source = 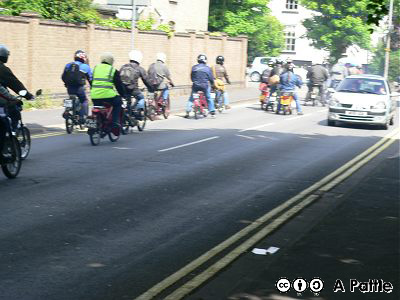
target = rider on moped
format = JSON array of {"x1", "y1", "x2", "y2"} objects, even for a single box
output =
[
  {"x1": 148, "y1": 52, "x2": 175, "y2": 103},
  {"x1": 212, "y1": 55, "x2": 231, "y2": 109},
  {"x1": 0, "y1": 44, "x2": 34, "y2": 130},
  {"x1": 62, "y1": 50, "x2": 93, "y2": 123},
  {"x1": 184, "y1": 54, "x2": 216, "y2": 118},
  {"x1": 306, "y1": 59, "x2": 329, "y2": 104},
  {"x1": 119, "y1": 50, "x2": 154, "y2": 119},
  {"x1": 90, "y1": 52, "x2": 126, "y2": 127},
  {"x1": 277, "y1": 63, "x2": 303, "y2": 115}
]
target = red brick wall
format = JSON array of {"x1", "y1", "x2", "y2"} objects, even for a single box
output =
[{"x1": 0, "y1": 14, "x2": 247, "y2": 98}]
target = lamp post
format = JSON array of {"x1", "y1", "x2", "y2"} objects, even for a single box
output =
[
  {"x1": 384, "y1": 0, "x2": 394, "y2": 79},
  {"x1": 131, "y1": 0, "x2": 136, "y2": 50}
]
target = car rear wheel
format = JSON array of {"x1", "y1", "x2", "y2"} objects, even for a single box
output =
[{"x1": 250, "y1": 72, "x2": 261, "y2": 82}]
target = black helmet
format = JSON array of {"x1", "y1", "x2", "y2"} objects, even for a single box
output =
[
  {"x1": 216, "y1": 55, "x2": 224, "y2": 64},
  {"x1": 197, "y1": 54, "x2": 207, "y2": 64},
  {"x1": 0, "y1": 45, "x2": 10, "y2": 63},
  {"x1": 275, "y1": 59, "x2": 283, "y2": 65},
  {"x1": 74, "y1": 50, "x2": 87, "y2": 63},
  {"x1": 285, "y1": 63, "x2": 294, "y2": 71}
]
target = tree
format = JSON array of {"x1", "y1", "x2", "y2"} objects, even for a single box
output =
[
  {"x1": 0, "y1": 0, "x2": 96, "y2": 23},
  {"x1": 369, "y1": 42, "x2": 399, "y2": 82},
  {"x1": 208, "y1": 0, "x2": 285, "y2": 59},
  {"x1": 369, "y1": 0, "x2": 400, "y2": 82},
  {"x1": 299, "y1": 0, "x2": 373, "y2": 62}
]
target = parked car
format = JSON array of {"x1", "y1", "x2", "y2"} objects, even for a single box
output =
[
  {"x1": 327, "y1": 74, "x2": 397, "y2": 129},
  {"x1": 248, "y1": 57, "x2": 275, "y2": 82}
]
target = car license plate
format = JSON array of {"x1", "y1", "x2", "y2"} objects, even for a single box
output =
[
  {"x1": 86, "y1": 119, "x2": 97, "y2": 128},
  {"x1": 345, "y1": 110, "x2": 367, "y2": 116},
  {"x1": 64, "y1": 99, "x2": 73, "y2": 108}
]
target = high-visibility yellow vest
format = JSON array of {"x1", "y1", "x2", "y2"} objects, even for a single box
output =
[{"x1": 91, "y1": 63, "x2": 117, "y2": 99}]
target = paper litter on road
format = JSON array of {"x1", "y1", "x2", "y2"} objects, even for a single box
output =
[{"x1": 252, "y1": 247, "x2": 280, "y2": 255}]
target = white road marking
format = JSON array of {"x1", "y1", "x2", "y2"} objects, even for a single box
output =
[
  {"x1": 236, "y1": 134, "x2": 255, "y2": 140},
  {"x1": 158, "y1": 136, "x2": 220, "y2": 152},
  {"x1": 239, "y1": 123, "x2": 274, "y2": 133},
  {"x1": 286, "y1": 115, "x2": 305, "y2": 121},
  {"x1": 113, "y1": 147, "x2": 134, "y2": 150}
]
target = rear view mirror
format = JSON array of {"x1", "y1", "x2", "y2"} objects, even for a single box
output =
[{"x1": 35, "y1": 89, "x2": 42, "y2": 97}]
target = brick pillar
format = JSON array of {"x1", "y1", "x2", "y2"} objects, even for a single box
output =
[
  {"x1": 86, "y1": 23, "x2": 95, "y2": 60},
  {"x1": 20, "y1": 11, "x2": 41, "y2": 91},
  {"x1": 188, "y1": 30, "x2": 196, "y2": 73},
  {"x1": 238, "y1": 35, "x2": 248, "y2": 87},
  {"x1": 221, "y1": 33, "x2": 227, "y2": 55},
  {"x1": 203, "y1": 32, "x2": 209, "y2": 58}
]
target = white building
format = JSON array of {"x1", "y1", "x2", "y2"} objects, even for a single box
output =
[
  {"x1": 93, "y1": 0, "x2": 210, "y2": 33},
  {"x1": 268, "y1": 0, "x2": 372, "y2": 67}
]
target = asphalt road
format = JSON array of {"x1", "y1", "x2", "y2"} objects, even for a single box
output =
[{"x1": 0, "y1": 100, "x2": 398, "y2": 300}]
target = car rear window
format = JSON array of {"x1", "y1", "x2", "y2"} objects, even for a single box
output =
[{"x1": 337, "y1": 78, "x2": 387, "y2": 95}]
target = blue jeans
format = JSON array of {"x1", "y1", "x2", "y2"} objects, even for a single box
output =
[
  {"x1": 277, "y1": 91, "x2": 302, "y2": 113},
  {"x1": 67, "y1": 85, "x2": 88, "y2": 119},
  {"x1": 215, "y1": 90, "x2": 229, "y2": 106},
  {"x1": 128, "y1": 90, "x2": 145, "y2": 110},
  {"x1": 186, "y1": 86, "x2": 215, "y2": 113},
  {"x1": 160, "y1": 87, "x2": 169, "y2": 101}
]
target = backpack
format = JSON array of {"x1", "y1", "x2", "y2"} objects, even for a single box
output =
[
  {"x1": 62, "y1": 62, "x2": 86, "y2": 86},
  {"x1": 148, "y1": 63, "x2": 164, "y2": 89},
  {"x1": 120, "y1": 63, "x2": 141, "y2": 89}
]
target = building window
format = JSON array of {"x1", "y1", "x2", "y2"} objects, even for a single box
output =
[
  {"x1": 284, "y1": 27, "x2": 296, "y2": 52},
  {"x1": 286, "y1": 0, "x2": 298, "y2": 10}
]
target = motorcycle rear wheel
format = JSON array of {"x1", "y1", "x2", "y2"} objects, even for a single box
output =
[
  {"x1": 147, "y1": 105, "x2": 157, "y2": 121},
  {"x1": 65, "y1": 115, "x2": 74, "y2": 134},
  {"x1": 1, "y1": 136, "x2": 21, "y2": 179},
  {"x1": 121, "y1": 113, "x2": 131, "y2": 135},
  {"x1": 162, "y1": 100, "x2": 170, "y2": 119},
  {"x1": 16, "y1": 126, "x2": 31, "y2": 160},
  {"x1": 136, "y1": 107, "x2": 147, "y2": 132}
]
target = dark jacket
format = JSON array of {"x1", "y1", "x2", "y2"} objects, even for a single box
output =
[
  {"x1": 270, "y1": 65, "x2": 284, "y2": 77},
  {"x1": 120, "y1": 61, "x2": 153, "y2": 92},
  {"x1": 191, "y1": 63, "x2": 214, "y2": 90},
  {"x1": 0, "y1": 62, "x2": 33, "y2": 100},
  {"x1": 307, "y1": 64, "x2": 329, "y2": 85}
]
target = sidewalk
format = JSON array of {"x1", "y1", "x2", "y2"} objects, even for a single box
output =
[{"x1": 189, "y1": 142, "x2": 399, "y2": 300}]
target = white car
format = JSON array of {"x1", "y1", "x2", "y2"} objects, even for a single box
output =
[
  {"x1": 248, "y1": 57, "x2": 275, "y2": 82},
  {"x1": 327, "y1": 75, "x2": 397, "y2": 129}
]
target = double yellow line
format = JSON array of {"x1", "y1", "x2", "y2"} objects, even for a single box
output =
[{"x1": 135, "y1": 127, "x2": 400, "y2": 300}]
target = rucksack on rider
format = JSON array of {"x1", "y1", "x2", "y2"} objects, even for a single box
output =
[
  {"x1": 147, "y1": 53, "x2": 175, "y2": 102},
  {"x1": 61, "y1": 50, "x2": 92, "y2": 122},
  {"x1": 119, "y1": 50, "x2": 154, "y2": 117}
]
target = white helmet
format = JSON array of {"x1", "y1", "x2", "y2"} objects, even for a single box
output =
[
  {"x1": 156, "y1": 52, "x2": 167, "y2": 63},
  {"x1": 129, "y1": 50, "x2": 143, "y2": 64},
  {"x1": 100, "y1": 52, "x2": 114, "y2": 65}
]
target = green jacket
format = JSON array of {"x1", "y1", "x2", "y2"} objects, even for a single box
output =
[{"x1": 91, "y1": 63, "x2": 117, "y2": 99}]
